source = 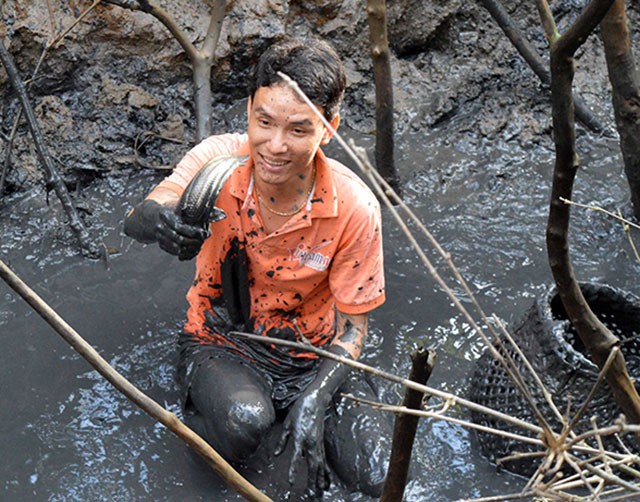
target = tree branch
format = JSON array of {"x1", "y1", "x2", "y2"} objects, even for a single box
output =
[
  {"x1": 0, "y1": 37, "x2": 102, "y2": 258},
  {"x1": 543, "y1": 0, "x2": 640, "y2": 433},
  {"x1": 479, "y1": 0, "x2": 608, "y2": 133}
]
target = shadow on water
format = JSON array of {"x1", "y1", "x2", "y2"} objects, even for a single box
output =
[{"x1": 2, "y1": 113, "x2": 640, "y2": 500}]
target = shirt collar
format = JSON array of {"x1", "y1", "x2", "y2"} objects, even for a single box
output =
[{"x1": 228, "y1": 145, "x2": 338, "y2": 218}]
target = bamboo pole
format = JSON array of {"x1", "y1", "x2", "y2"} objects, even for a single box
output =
[{"x1": 0, "y1": 258, "x2": 270, "y2": 502}]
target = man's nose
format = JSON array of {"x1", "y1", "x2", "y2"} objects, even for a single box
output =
[{"x1": 268, "y1": 129, "x2": 288, "y2": 152}]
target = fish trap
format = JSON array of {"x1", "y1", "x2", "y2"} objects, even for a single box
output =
[{"x1": 469, "y1": 282, "x2": 640, "y2": 476}]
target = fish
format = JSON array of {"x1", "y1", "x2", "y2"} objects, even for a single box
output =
[{"x1": 177, "y1": 154, "x2": 249, "y2": 229}]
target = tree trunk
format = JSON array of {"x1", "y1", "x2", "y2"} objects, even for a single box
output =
[
  {"x1": 600, "y1": 0, "x2": 640, "y2": 219},
  {"x1": 543, "y1": 0, "x2": 640, "y2": 429},
  {"x1": 366, "y1": 0, "x2": 400, "y2": 195},
  {"x1": 103, "y1": 0, "x2": 226, "y2": 141}
]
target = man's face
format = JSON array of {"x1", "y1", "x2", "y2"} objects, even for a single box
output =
[{"x1": 247, "y1": 83, "x2": 337, "y2": 189}]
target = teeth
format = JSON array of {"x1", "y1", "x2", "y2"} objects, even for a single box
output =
[{"x1": 264, "y1": 157, "x2": 287, "y2": 167}]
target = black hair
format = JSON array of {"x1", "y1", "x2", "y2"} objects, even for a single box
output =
[{"x1": 248, "y1": 36, "x2": 346, "y2": 120}]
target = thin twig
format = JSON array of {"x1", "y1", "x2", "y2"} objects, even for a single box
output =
[
  {"x1": 277, "y1": 70, "x2": 557, "y2": 441},
  {"x1": 618, "y1": 208, "x2": 640, "y2": 262},
  {"x1": 563, "y1": 347, "x2": 620, "y2": 437},
  {"x1": 561, "y1": 197, "x2": 640, "y2": 231},
  {"x1": 228, "y1": 330, "x2": 543, "y2": 435},
  {"x1": 49, "y1": 0, "x2": 103, "y2": 49},
  {"x1": 133, "y1": 131, "x2": 184, "y2": 170}
]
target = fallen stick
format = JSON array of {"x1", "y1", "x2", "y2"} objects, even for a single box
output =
[
  {"x1": 0, "y1": 258, "x2": 270, "y2": 502},
  {"x1": 228, "y1": 330, "x2": 543, "y2": 436},
  {"x1": 381, "y1": 346, "x2": 436, "y2": 502}
]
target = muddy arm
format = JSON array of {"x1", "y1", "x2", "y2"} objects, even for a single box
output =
[{"x1": 276, "y1": 311, "x2": 368, "y2": 497}]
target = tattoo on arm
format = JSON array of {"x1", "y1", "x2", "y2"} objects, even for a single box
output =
[{"x1": 332, "y1": 311, "x2": 368, "y2": 360}]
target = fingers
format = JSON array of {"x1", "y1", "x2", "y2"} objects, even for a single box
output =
[
  {"x1": 156, "y1": 209, "x2": 209, "y2": 259},
  {"x1": 160, "y1": 210, "x2": 208, "y2": 239},
  {"x1": 274, "y1": 421, "x2": 290, "y2": 457},
  {"x1": 306, "y1": 440, "x2": 329, "y2": 497},
  {"x1": 288, "y1": 438, "x2": 303, "y2": 487}
]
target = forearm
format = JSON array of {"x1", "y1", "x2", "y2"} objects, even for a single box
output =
[
  {"x1": 306, "y1": 311, "x2": 369, "y2": 405},
  {"x1": 330, "y1": 311, "x2": 368, "y2": 360}
]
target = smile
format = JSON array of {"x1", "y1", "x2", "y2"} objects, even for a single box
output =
[{"x1": 261, "y1": 155, "x2": 289, "y2": 170}]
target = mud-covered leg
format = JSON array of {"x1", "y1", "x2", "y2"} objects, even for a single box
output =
[
  {"x1": 325, "y1": 373, "x2": 393, "y2": 497},
  {"x1": 184, "y1": 356, "x2": 276, "y2": 464}
]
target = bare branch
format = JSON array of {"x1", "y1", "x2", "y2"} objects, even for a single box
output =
[
  {"x1": 0, "y1": 259, "x2": 271, "y2": 502},
  {"x1": 50, "y1": 0, "x2": 103, "y2": 49},
  {"x1": 102, "y1": 0, "x2": 199, "y2": 61},
  {"x1": 535, "y1": 0, "x2": 559, "y2": 45},
  {"x1": 201, "y1": 0, "x2": 226, "y2": 60},
  {"x1": 0, "y1": 38, "x2": 102, "y2": 258}
]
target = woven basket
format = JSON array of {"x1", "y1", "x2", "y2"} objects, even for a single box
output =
[{"x1": 469, "y1": 282, "x2": 640, "y2": 475}]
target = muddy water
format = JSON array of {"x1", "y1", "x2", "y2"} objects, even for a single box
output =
[{"x1": 1, "y1": 112, "x2": 638, "y2": 501}]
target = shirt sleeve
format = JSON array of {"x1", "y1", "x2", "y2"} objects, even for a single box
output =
[
  {"x1": 329, "y1": 196, "x2": 385, "y2": 315},
  {"x1": 152, "y1": 133, "x2": 248, "y2": 198}
]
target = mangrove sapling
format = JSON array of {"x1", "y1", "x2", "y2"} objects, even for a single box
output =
[
  {"x1": 0, "y1": 39, "x2": 102, "y2": 258},
  {"x1": 477, "y1": 0, "x2": 609, "y2": 134},
  {"x1": 380, "y1": 347, "x2": 435, "y2": 502},
  {"x1": 102, "y1": 0, "x2": 226, "y2": 142},
  {"x1": 600, "y1": 0, "x2": 640, "y2": 221},
  {"x1": 538, "y1": 0, "x2": 640, "y2": 435},
  {"x1": 366, "y1": 0, "x2": 400, "y2": 195}
]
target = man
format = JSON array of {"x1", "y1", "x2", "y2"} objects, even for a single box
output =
[{"x1": 124, "y1": 36, "x2": 390, "y2": 497}]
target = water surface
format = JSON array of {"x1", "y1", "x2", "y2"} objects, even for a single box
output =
[{"x1": 2, "y1": 114, "x2": 637, "y2": 500}]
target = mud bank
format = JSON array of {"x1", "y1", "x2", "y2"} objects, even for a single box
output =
[{"x1": 2, "y1": 1, "x2": 637, "y2": 195}]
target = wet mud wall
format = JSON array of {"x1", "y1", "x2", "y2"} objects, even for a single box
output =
[{"x1": 1, "y1": 0, "x2": 638, "y2": 193}]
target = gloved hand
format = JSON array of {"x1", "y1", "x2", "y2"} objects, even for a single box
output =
[
  {"x1": 156, "y1": 207, "x2": 209, "y2": 261},
  {"x1": 124, "y1": 199, "x2": 209, "y2": 260},
  {"x1": 275, "y1": 347, "x2": 351, "y2": 498}
]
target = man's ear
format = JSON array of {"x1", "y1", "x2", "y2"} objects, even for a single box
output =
[{"x1": 321, "y1": 114, "x2": 340, "y2": 145}]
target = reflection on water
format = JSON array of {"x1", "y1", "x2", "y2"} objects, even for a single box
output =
[{"x1": 2, "y1": 118, "x2": 640, "y2": 500}]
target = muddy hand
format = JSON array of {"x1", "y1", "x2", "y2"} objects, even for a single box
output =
[
  {"x1": 275, "y1": 390, "x2": 330, "y2": 498},
  {"x1": 157, "y1": 208, "x2": 209, "y2": 261}
]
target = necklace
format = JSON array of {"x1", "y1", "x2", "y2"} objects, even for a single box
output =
[{"x1": 257, "y1": 167, "x2": 316, "y2": 217}]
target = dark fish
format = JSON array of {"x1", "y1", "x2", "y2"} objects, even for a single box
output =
[{"x1": 177, "y1": 155, "x2": 249, "y2": 228}]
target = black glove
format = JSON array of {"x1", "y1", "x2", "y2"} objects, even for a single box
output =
[
  {"x1": 124, "y1": 199, "x2": 209, "y2": 260},
  {"x1": 275, "y1": 347, "x2": 351, "y2": 498},
  {"x1": 156, "y1": 207, "x2": 209, "y2": 261}
]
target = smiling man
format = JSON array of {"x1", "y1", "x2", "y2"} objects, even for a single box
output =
[{"x1": 124, "y1": 36, "x2": 391, "y2": 498}]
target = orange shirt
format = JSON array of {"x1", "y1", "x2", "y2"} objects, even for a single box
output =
[{"x1": 154, "y1": 134, "x2": 385, "y2": 357}]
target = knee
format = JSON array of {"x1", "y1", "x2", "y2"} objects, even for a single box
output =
[
  {"x1": 326, "y1": 406, "x2": 392, "y2": 497},
  {"x1": 204, "y1": 394, "x2": 275, "y2": 463},
  {"x1": 225, "y1": 397, "x2": 275, "y2": 452}
]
